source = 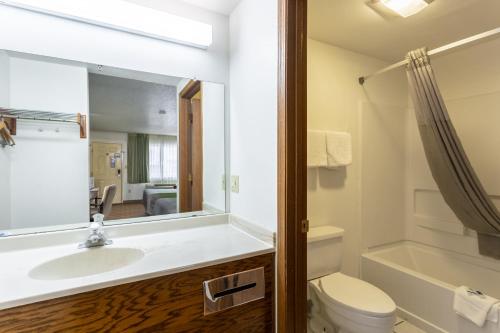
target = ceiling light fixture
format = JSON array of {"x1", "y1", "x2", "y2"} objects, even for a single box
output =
[
  {"x1": 379, "y1": 0, "x2": 430, "y2": 17},
  {"x1": 0, "y1": 0, "x2": 213, "y2": 49}
]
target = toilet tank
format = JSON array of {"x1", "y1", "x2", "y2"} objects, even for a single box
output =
[{"x1": 307, "y1": 226, "x2": 344, "y2": 280}]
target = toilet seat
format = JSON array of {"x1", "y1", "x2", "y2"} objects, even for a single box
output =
[
  {"x1": 317, "y1": 272, "x2": 396, "y2": 318},
  {"x1": 309, "y1": 273, "x2": 396, "y2": 333}
]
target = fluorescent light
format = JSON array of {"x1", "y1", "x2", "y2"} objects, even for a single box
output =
[
  {"x1": 0, "y1": 0, "x2": 213, "y2": 48},
  {"x1": 380, "y1": 0, "x2": 429, "y2": 17}
]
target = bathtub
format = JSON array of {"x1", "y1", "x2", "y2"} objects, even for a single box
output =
[{"x1": 361, "y1": 241, "x2": 500, "y2": 333}]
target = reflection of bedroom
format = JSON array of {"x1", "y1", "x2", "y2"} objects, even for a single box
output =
[
  {"x1": 89, "y1": 72, "x2": 180, "y2": 221},
  {"x1": 0, "y1": 50, "x2": 227, "y2": 234},
  {"x1": 0, "y1": 52, "x2": 225, "y2": 232}
]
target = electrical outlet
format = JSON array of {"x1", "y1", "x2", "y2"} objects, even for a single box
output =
[{"x1": 231, "y1": 175, "x2": 239, "y2": 193}]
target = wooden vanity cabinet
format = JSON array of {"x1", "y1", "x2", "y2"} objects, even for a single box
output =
[{"x1": 0, "y1": 253, "x2": 274, "y2": 333}]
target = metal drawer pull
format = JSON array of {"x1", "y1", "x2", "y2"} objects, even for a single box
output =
[
  {"x1": 212, "y1": 282, "x2": 257, "y2": 299},
  {"x1": 203, "y1": 267, "x2": 265, "y2": 315}
]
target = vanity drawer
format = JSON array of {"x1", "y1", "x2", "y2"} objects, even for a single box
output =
[{"x1": 0, "y1": 253, "x2": 274, "y2": 333}]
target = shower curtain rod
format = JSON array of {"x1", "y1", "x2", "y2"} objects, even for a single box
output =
[{"x1": 358, "y1": 27, "x2": 500, "y2": 85}]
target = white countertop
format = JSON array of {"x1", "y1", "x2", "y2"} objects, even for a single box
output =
[{"x1": 0, "y1": 214, "x2": 274, "y2": 310}]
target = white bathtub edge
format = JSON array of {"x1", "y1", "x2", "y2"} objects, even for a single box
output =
[
  {"x1": 362, "y1": 248, "x2": 457, "y2": 292},
  {"x1": 397, "y1": 306, "x2": 449, "y2": 333},
  {"x1": 361, "y1": 241, "x2": 500, "y2": 333}
]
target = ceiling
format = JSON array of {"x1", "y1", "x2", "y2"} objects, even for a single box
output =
[
  {"x1": 89, "y1": 74, "x2": 178, "y2": 136},
  {"x1": 178, "y1": 0, "x2": 241, "y2": 15},
  {"x1": 309, "y1": 0, "x2": 500, "y2": 61}
]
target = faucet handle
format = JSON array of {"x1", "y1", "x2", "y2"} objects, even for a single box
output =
[
  {"x1": 79, "y1": 214, "x2": 112, "y2": 249},
  {"x1": 89, "y1": 222, "x2": 102, "y2": 234},
  {"x1": 92, "y1": 213, "x2": 105, "y2": 223},
  {"x1": 89, "y1": 214, "x2": 105, "y2": 234}
]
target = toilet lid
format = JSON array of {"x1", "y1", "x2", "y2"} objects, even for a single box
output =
[{"x1": 318, "y1": 273, "x2": 396, "y2": 317}]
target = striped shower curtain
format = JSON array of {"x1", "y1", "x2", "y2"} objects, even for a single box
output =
[{"x1": 406, "y1": 48, "x2": 500, "y2": 258}]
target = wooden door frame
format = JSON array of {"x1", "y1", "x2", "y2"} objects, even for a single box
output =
[
  {"x1": 277, "y1": 0, "x2": 308, "y2": 332},
  {"x1": 189, "y1": 97, "x2": 203, "y2": 211},
  {"x1": 179, "y1": 80, "x2": 203, "y2": 212}
]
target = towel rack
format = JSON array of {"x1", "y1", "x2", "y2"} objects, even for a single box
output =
[{"x1": 0, "y1": 107, "x2": 87, "y2": 139}]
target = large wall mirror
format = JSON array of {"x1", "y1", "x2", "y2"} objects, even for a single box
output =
[{"x1": 0, "y1": 50, "x2": 226, "y2": 236}]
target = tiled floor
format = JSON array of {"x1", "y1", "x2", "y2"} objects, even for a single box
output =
[
  {"x1": 106, "y1": 202, "x2": 146, "y2": 220},
  {"x1": 394, "y1": 318, "x2": 427, "y2": 333}
]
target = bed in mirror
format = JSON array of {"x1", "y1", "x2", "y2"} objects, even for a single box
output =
[{"x1": 0, "y1": 50, "x2": 226, "y2": 236}]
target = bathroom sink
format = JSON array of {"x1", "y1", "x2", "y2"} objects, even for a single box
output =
[{"x1": 29, "y1": 247, "x2": 145, "y2": 280}]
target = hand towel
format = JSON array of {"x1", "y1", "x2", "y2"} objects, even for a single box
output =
[
  {"x1": 486, "y1": 303, "x2": 500, "y2": 324},
  {"x1": 307, "y1": 130, "x2": 327, "y2": 168},
  {"x1": 454, "y1": 286, "x2": 500, "y2": 327},
  {"x1": 326, "y1": 131, "x2": 352, "y2": 168}
]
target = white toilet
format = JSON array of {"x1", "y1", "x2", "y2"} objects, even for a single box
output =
[{"x1": 308, "y1": 226, "x2": 396, "y2": 333}]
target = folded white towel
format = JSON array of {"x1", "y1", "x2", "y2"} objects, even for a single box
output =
[
  {"x1": 454, "y1": 286, "x2": 500, "y2": 327},
  {"x1": 326, "y1": 131, "x2": 352, "y2": 168},
  {"x1": 487, "y1": 303, "x2": 500, "y2": 324},
  {"x1": 307, "y1": 130, "x2": 327, "y2": 168}
]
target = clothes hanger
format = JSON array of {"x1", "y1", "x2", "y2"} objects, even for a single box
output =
[
  {"x1": 0, "y1": 118, "x2": 15, "y2": 147},
  {"x1": 0, "y1": 119, "x2": 9, "y2": 146}
]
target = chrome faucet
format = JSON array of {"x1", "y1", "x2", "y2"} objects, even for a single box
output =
[{"x1": 79, "y1": 214, "x2": 113, "y2": 248}]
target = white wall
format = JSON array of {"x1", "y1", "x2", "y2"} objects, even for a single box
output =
[
  {"x1": 0, "y1": 145, "x2": 9, "y2": 231},
  {"x1": 0, "y1": 51, "x2": 10, "y2": 231},
  {"x1": 8, "y1": 56, "x2": 89, "y2": 229},
  {"x1": 405, "y1": 38, "x2": 500, "y2": 259},
  {"x1": 0, "y1": 51, "x2": 8, "y2": 104},
  {"x1": 307, "y1": 39, "x2": 408, "y2": 277},
  {"x1": 229, "y1": 0, "x2": 278, "y2": 231},
  {"x1": 202, "y1": 82, "x2": 226, "y2": 212},
  {"x1": 0, "y1": 0, "x2": 229, "y2": 85}
]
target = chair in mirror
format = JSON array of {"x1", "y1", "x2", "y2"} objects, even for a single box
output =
[{"x1": 0, "y1": 50, "x2": 226, "y2": 236}]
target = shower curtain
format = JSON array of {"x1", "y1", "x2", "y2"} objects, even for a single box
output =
[{"x1": 406, "y1": 48, "x2": 500, "y2": 258}]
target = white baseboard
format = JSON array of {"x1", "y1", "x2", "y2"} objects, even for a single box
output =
[
  {"x1": 229, "y1": 214, "x2": 276, "y2": 246},
  {"x1": 202, "y1": 202, "x2": 224, "y2": 213}
]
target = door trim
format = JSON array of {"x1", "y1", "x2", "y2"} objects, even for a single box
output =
[
  {"x1": 277, "y1": 0, "x2": 308, "y2": 332},
  {"x1": 178, "y1": 80, "x2": 202, "y2": 212}
]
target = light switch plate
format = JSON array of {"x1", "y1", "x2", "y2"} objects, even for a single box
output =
[{"x1": 231, "y1": 175, "x2": 239, "y2": 193}]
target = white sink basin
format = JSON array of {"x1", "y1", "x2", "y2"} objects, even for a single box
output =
[{"x1": 29, "y1": 247, "x2": 145, "y2": 280}]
